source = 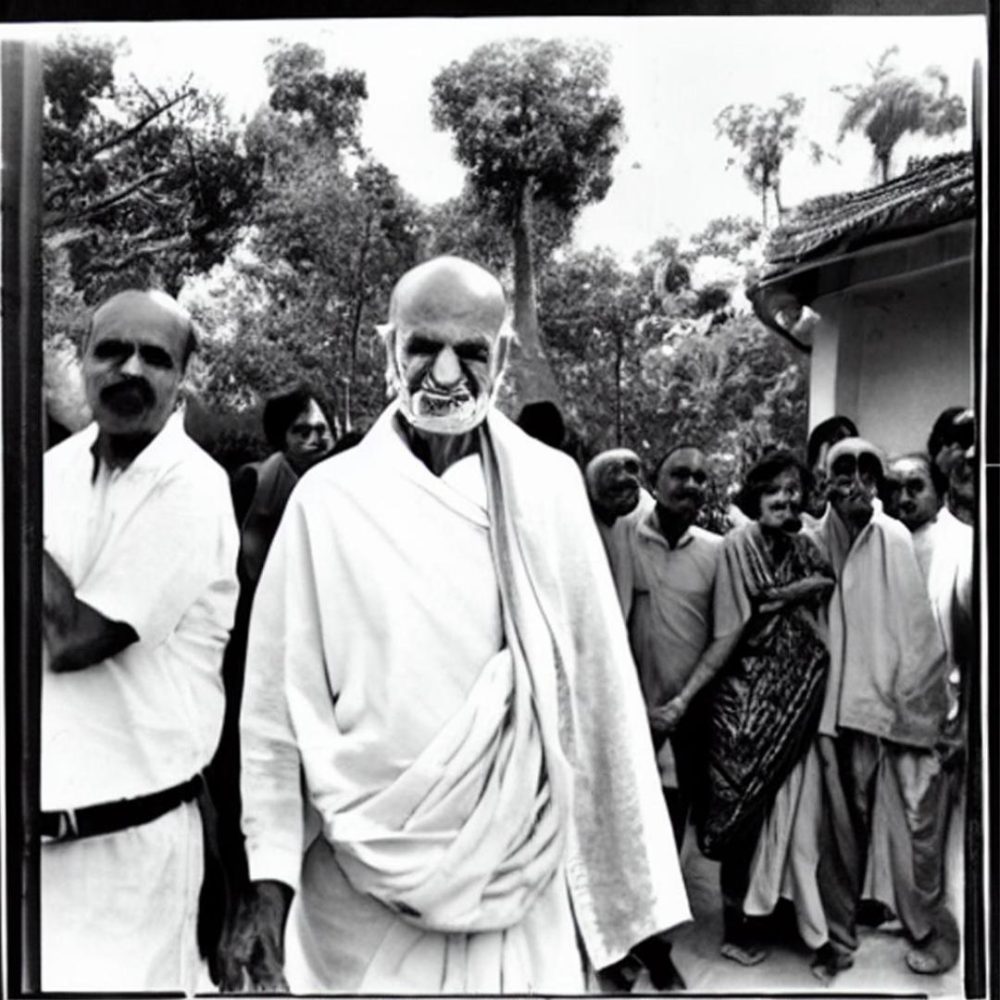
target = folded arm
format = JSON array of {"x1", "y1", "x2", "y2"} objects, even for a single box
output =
[{"x1": 42, "y1": 550, "x2": 137, "y2": 672}]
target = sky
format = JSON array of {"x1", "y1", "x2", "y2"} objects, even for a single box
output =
[{"x1": 10, "y1": 15, "x2": 987, "y2": 266}]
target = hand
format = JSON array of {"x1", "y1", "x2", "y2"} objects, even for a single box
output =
[
  {"x1": 218, "y1": 880, "x2": 293, "y2": 993},
  {"x1": 649, "y1": 696, "x2": 688, "y2": 738},
  {"x1": 763, "y1": 575, "x2": 834, "y2": 610}
]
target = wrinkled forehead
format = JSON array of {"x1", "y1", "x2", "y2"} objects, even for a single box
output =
[
  {"x1": 588, "y1": 449, "x2": 640, "y2": 489},
  {"x1": 392, "y1": 269, "x2": 507, "y2": 344},
  {"x1": 90, "y1": 291, "x2": 191, "y2": 352},
  {"x1": 889, "y1": 456, "x2": 932, "y2": 482},
  {"x1": 826, "y1": 437, "x2": 883, "y2": 475},
  {"x1": 663, "y1": 447, "x2": 705, "y2": 473}
]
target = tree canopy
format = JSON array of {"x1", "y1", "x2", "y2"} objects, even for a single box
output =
[
  {"x1": 714, "y1": 93, "x2": 823, "y2": 229},
  {"x1": 833, "y1": 47, "x2": 967, "y2": 184},
  {"x1": 42, "y1": 35, "x2": 264, "y2": 303},
  {"x1": 431, "y1": 38, "x2": 624, "y2": 405}
]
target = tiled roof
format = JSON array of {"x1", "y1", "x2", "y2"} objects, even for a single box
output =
[{"x1": 762, "y1": 151, "x2": 974, "y2": 270}]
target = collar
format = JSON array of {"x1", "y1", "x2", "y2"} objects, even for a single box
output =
[
  {"x1": 638, "y1": 507, "x2": 694, "y2": 550},
  {"x1": 87, "y1": 411, "x2": 188, "y2": 483}
]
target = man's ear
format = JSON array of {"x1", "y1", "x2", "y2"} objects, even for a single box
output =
[
  {"x1": 378, "y1": 323, "x2": 400, "y2": 394},
  {"x1": 491, "y1": 324, "x2": 513, "y2": 384}
]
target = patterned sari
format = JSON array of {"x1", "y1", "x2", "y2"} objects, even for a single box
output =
[{"x1": 696, "y1": 522, "x2": 833, "y2": 859}]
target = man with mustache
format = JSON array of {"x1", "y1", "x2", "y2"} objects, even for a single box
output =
[
  {"x1": 226, "y1": 256, "x2": 690, "y2": 993},
  {"x1": 804, "y1": 438, "x2": 955, "y2": 980},
  {"x1": 615, "y1": 445, "x2": 725, "y2": 852},
  {"x1": 40, "y1": 289, "x2": 239, "y2": 991}
]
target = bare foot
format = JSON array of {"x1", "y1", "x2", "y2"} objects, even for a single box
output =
[
  {"x1": 720, "y1": 941, "x2": 767, "y2": 966},
  {"x1": 810, "y1": 944, "x2": 854, "y2": 984},
  {"x1": 906, "y1": 939, "x2": 958, "y2": 975}
]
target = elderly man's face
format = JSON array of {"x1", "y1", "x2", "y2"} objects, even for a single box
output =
[
  {"x1": 886, "y1": 457, "x2": 939, "y2": 532},
  {"x1": 829, "y1": 452, "x2": 880, "y2": 526},
  {"x1": 83, "y1": 292, "x2": 189, "y2": 439},
  {"x1": 596, "y1": 455, "x2": 641, "y2": 519},
  {"x1": 392, "y1": 303, "x2": 503, "y2": 437},
  {"x1": 758, "y1": 467, "x2": 804, "y2": 533}
]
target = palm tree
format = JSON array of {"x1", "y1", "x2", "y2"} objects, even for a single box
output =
[{"x1": 833, "y1": 47, "x2": 967, "y2": 185}]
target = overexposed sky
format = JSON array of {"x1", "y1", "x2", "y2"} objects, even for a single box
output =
[{"x1": 10, "y1": 15, "x2": 987, "y2": 265}]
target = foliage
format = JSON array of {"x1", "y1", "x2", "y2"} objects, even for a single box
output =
[
  {"x1": 833, "y1": 47, "x2": 967, "y2": 184},
  {"x1": 687, "y1": 215, "x2": 762, "y2": 263},
  {"x1": 431, "y1": 38, "x2": 624, "y2": 405},
  {"x1": 42, "y1": 35, "x2": 265, "y2": 304},
  {"x1": 537, "y1": 247, "x2": 809, "y2": 525},
  {"x1": 714, "y1": 93, "x2": 823, "y2": 228},
  {"x1": 183, "y1": 43, "x2": 425, "y2": 432}
]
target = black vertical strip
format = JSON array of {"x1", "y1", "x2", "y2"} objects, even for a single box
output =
[
  {"x1": 962, "y1": 53, "x2": 987, "y2": 1000},
  {"x1": 2, "y1": 39, "x2": 44, "y2": 998},
  {"x1": 989, "y1": 469, "x2": 1000, "y2": 1000},
  {"x1": 963, "y1": 52, "x2": 986, "y2": 997}
]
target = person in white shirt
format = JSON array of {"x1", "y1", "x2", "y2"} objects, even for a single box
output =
[
  {"x1": 41, "y1": 289, "x2": 239, "y2": 992},
  {"x1": 224, "y1": 256, "x2": 691, "y2": 994}
]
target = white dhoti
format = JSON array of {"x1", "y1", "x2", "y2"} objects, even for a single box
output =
[
  {"x1": 41, "y1": 802, "x2": 203, "y2": 993},
  {"x1": 287, "y1": 840, "x2": 584, "y2": 993}
]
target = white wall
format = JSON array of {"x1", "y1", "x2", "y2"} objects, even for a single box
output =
[{"x1": 808, "y1": 257, "x2": 972, "y2": 457}]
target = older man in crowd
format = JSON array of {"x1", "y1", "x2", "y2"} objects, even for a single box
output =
[
  {"x1": 585, "y1": 448, "x2": 654, "y2": 609},
  {"x1": 805, "y1": 438, "x2": 955, "y2": 980},
  {"x1": 226, "y1": 256, "x2": 690, "y2": 993},
  {"x1": 40, "y1": 290, "x2": 239, "y2": 991}
]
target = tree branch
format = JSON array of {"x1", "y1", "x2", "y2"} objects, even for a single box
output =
[
  {"x1": 85, "y1": 234, "x2": 191, "y2": 274},
  {"x1": 82, "y1": 89, "x2": 195, "y2": 160},
  {"x1": 43, "y1": 167, "x2": 174, "y2": 228}
]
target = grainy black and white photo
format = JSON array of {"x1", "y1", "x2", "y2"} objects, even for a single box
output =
[{"x1": 0, "y1": 9, "x2": 989, "y2": 997}]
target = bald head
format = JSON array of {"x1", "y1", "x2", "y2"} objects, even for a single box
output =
[
  {"x1": 885, "y1": 453, "x2": 940, "y2": 531},
  {"x1": 91, "y1": 290, "x2": 197, "y2": 365},
  {"x1": 388, "y1": 256, "x2": 507, "y2": 333},
  {"x1": 83, "y1": 289, "x2": 195, "y2": 445},
  {"x1": 586, "y1": 449, "x2": 642, "y2": 526},
  {"x1": 827, "y1": 436, "x2": 885, "y2": 529},
  {"x1": 383, "y1": 256, "x2": 510, "y2": 436}
]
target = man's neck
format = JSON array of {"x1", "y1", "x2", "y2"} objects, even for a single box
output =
[
  {"x1": 94, "y1": 429, "x2": 157, "y2": 471},
  {"x1": 397, "y1": 415, "x2": 479, "y2": 477},
  {"x1": 593, "y1": 504, "x2": 618, "y2": 528},
  {"x1": 831, "y1": 504, "x2": 872, "y2": 546},
  {"x1": 655, "y1": 507, "x2": 693, "y2": 548}
]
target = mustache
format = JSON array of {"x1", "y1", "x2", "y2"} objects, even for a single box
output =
[{"x1": 100, "y1": 379, "x2": 154, "y2": 407}]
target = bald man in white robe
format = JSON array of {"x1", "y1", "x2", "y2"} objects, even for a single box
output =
[{"x1": 224, "y1": 257, "x2": 691, "y2": 993}]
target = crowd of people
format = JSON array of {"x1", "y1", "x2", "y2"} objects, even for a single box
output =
[
  {"x1": 583, "y1": 405, "x2": 975, "y2": 984},
  {"x1": 37, "y1": 256, "x2": 975, "y2": 994}
]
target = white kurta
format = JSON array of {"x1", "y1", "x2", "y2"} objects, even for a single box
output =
[{"x1": 41, "y1": 413, "x2": 239, "y2": 992}]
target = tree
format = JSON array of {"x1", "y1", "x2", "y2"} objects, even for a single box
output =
[
  {"x1": 714, "y1": 93, "x2": 823, "y2": 229},
  {"x1": 687, "y1": 215, "x2": 762, "y2": 263},
  {"x1": 187, "y1": 43, "x2": 425, "y2": 431},
  {"x1": 430, "y1": 38, "x2": 624, "y2": 406},
  {"x1": 42, "y1": 35, "x2": 264, "y2": 303},
  {"x1": 833, "y1": 47, "x2": 967, "y2": 184},
  {"x1": 539, "y1": 248, "x2": 644, "y2": 448}
]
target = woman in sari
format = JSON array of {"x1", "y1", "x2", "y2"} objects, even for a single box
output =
[{"x1": 662, "y1": 451, "x2": 835, "y2": 969}]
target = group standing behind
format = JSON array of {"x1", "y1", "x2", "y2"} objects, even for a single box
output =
[{"x1": 38, "y1": 264, "x2": 975, "y2": 994}]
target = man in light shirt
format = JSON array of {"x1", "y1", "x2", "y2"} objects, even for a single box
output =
[
  {"x1": 225, "y1": 256, "x2": 690, "y2": 993},
  {"x1": 41, "y1": 289, "x2": 239, "y2": 991}
]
